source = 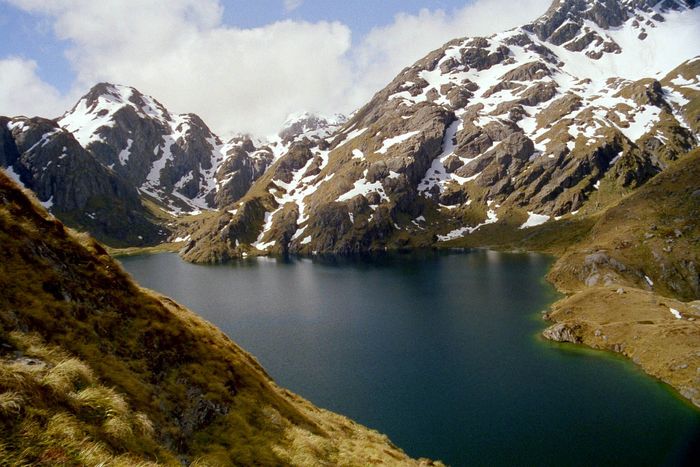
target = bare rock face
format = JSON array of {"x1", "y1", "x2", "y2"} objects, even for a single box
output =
[
  {"x1": 213, "y1": 136, "x2": 273, "y2": 208},
  {"x1": 542, "y1": 322, "x2": 583, "y2": 343},
  {"x1": 0, "y1": 116, "x2": 164, "y2": 246}
]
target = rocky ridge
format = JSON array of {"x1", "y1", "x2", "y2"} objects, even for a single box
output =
[
  {"x1": 1, "y1": 84, "x2": 348, "y2": 245},
  {"x1": 56, "y1": 85, "x2": 348, "y2": 216},
  {"x1": 58, "y1": 83, "x2": 249, "y2": 214}
]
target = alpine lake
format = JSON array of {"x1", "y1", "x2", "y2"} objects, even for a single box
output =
[{"x1": 120, "y1": 250, "x2": 700, "y2": 466}]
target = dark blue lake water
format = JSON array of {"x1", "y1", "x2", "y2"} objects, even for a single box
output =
[{"x1": 120, "y1": 251, "x2": 700, "y2": 466}]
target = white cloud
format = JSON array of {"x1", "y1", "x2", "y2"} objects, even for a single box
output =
[
  {"x1": 0, "y1": 57, "x2": 73, "y2": 118},
  {"x1": 3, "y1": 0, "x2": 551, "y2": 136},
  {"x1": 284, "y1": 0, "x2": 303, "y2": 12}
]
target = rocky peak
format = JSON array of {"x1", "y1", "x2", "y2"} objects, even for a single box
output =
[
  {"x1": 58, "y1": 83, "x2": 230, "y2": 214},
  {"x1": 63, "y1": 83, "x2": 171, "y2": 137}
]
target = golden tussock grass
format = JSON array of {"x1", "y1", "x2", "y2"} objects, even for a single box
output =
[{"x1": 0, "y1": 168, "x2": 436, "y2": 465}]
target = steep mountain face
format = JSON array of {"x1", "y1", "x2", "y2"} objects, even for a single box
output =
[
  {"x1": 182, "y1": 0, "x2": 699, "y2": 262},
  {"x1": 212, "y1": 135, "x2": 274, "y2": 208},
  {"x1": 0, "y1": 170, "x2": 439, "y2": 465},
  {"x1": 0, "y1": 116, "x2": 164, "y2": 246},
  {"x1": 211, "y1": 113, "x2": 346, "y2": 209},
  {"x1": 58, "y1": 83, "x2": 229, "y2": 214},
  {"x1": 2, "y1": 81, "x2": 351, "y2": 249}
]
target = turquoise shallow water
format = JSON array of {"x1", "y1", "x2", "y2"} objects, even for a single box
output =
[{"x1": 120, "y1": 250, "x2": 700, "y2": 466}]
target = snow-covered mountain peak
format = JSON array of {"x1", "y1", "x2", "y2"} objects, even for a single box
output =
[
  {"x1": 176, "y1": 0, "x2": 697, "y2": 260},
  {"x1": 58, "y1": 83, "x2": 175, "y2": 147},
  {"x1": 278, "y1": 111, "x2": 348, "y2": 143}
]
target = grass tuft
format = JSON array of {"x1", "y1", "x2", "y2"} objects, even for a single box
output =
[
  {"x1": 41, "y1": 358, "x2": 95, "y2": 393},
  {"x1": 0, "y1": 391, "x2": 24, "y2": 416}
]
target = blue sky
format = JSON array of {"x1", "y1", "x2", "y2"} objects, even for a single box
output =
[
  {"x1": 1, "y1": 6, "x2": 72, "y2": 91},
  {"x1": 223, "y1": 0, "x2": 466, "y2": 34},
  {"x1": 0, "y1": 0, "x2": 551, "y2": 135}
]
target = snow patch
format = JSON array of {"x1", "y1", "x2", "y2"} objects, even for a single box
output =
[
  {"x1": 520, "y1": 212, "x2": 550, "y2": 229},
  {"x1": 337, "y1": 177, "x2": 389, "y2": 203},
  {"x1": 376, "y1": 131, "x2": 420, "y2": 155},
  {"x1": 118, "y1": 139, "x2": 133, "y2": 165},
  {"x1": 438, "y1": 209, "x2": 498, "y2": 241},
  {"x1": 618, "y1": 106, "x2": 661, "y2": 142}
]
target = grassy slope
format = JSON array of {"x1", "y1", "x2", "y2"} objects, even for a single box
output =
[
  {"x1": 542, "y1": 150, "x2": 700, "y2": 407},
  {"x1": 0, "y1": 170, "x2": 440, "y2": 466}
]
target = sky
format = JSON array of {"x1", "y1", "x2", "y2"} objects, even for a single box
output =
[{"x1": 0, "y1": 0, "x2": 552, "y2": 136}]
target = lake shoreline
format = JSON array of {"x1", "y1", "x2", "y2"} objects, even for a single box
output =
[
  {"x1": 541, "y1": 284, "x2": 700, "y2": 410},
  {"x1": 115, "y1": 241, "x2": 700, "y2": 411},
  {"x1": 120, "y1": 250, "x2": 700, "y2": 465}
]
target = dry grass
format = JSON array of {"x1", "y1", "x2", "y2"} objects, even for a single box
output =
[
  {"x1": 0, "y1": 333, "x2": 161, "y2": 465},
  {"x1": 545, "y1": 286, "x2": 700, "y2": 407},
  {"x1": 0, "y1": 169, "x2": 435, "y2": 465}
]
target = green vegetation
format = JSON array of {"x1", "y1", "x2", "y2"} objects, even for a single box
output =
[{"x1": 107, "y1": 242, "x2": 183, "y2": 258}]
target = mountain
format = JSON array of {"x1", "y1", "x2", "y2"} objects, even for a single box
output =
[
  {"x1": 181, "y1": 0, "x2": 699, "y2": 262},
  {"x1": 56, "y1": 84, "x2": 349, "y2": 217},
  {"x1": 0, "y1": 116, "x2": 165, "y2": 246},
  {"x1": 2, "y1": 84, "x2": 319, "y2": 246},
  {"x1": 0, "y1": 170, "x2": 440, "y2": 465},
  {"x1": 278, "y1": 111, "x2": 349, "y2": 143},
  {"x1": 58, "y1": 83, "x2": 237, "y2": 214},
  {"x1": 212, "y1": 134, "x2": 274, "y2": 208},
  {"x1": 212, "y1": 112, "x2": 347, "y2": 209},
  {"x1": 1, "y1": 82, "x2": 351, "y2": 248}
]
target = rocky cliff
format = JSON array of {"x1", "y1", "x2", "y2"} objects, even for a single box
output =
[
  {"x1": 58, "y1": 83, "x2": 254, "y2": 214},
  {"x1": 0, "y1": 116, "x2": 164, "y2": 246}
]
